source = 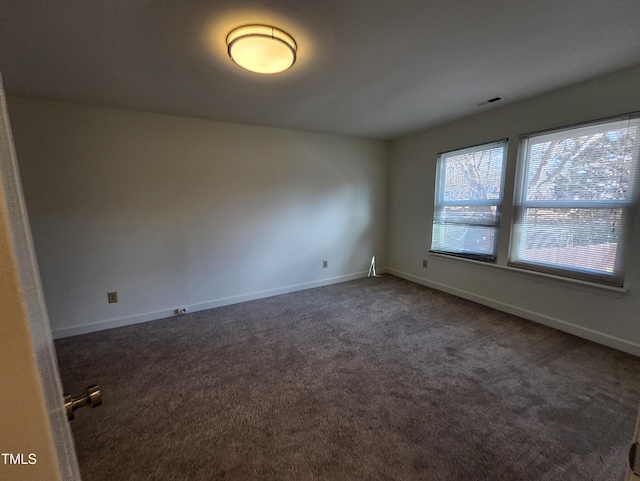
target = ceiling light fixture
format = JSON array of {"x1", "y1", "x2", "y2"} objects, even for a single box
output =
[{"x1": 226, "y1": 25, "x2": 297, "y2": 75}]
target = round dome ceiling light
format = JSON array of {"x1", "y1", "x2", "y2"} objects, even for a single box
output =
[{"x1": 226, "y1": 25, "x2": 297, "y2": 75}]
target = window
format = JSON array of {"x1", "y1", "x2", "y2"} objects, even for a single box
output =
[
  {"x1": 430, "y1": 139, "x2": 507, "y2": 261},
  {"x1": 509, "y1": 115, "x2": 640, "y2": 287}
]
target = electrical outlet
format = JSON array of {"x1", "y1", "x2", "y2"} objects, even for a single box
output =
[
  {"x1": 322, "y1": 260, "x2": 328, "y2": 268},
  {"x1": 422, "y1": 259, "x2": 428, "y2": 268},
  {"x1": 174, "y1": 307, "x2": 188, "y2": 315},
  {"x1": 108, "y1": 291, "x2": 118, "y2": 303}
]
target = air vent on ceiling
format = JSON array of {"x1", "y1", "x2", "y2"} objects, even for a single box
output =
[{"x1": 474, "y1": 97, "x2": 502, "y2": 107}]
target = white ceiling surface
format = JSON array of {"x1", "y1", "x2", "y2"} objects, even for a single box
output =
[{"x1": 1, "y1": 0, "x2": 639, "y2": 140}]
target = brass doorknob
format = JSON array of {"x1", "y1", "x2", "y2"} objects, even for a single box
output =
[{"x1": 64, "y1": 384, "x2": 102, "y2": 421}]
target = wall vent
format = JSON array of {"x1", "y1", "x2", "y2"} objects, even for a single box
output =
[{"x1": 474, "y1": 97, "x2": 502, "y2": 107}]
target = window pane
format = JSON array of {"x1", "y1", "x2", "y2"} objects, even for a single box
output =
[
  {"x1": 512, "y1": 207, "x2": 623, "y2": 275},
  {"x1": 442, "y1": 145, "x2": 505, "y2": 201},
  {"x1": 432, "y1": 224, "x2": 497, "y2": 258},
  {"x1": 431, "y1": 139, "x2": 507, "y2": 261},
  {"x1": 525, "y1": 121, "x2": 638, "y2": 203}
]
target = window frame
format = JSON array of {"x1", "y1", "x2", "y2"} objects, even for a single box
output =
[
  {"x1": 430, "y1": 138, "x2": 508, "y2": 262},
  {"x1": 508, "y1": 113, "x2": 640, "y2": 287}
]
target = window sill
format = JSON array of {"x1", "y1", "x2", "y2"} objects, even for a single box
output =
[{"x1": 428, "y1": 252, "x2": 628, "y2": 299}]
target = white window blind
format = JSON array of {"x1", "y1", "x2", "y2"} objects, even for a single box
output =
[
  {"x1": 509, "y1": 115, "x2": 640, "y2": 286},
  {"x1": 430, "y1": 139, "x2": 507, "y2": 261}
]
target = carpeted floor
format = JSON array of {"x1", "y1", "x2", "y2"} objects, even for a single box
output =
[{"x1": 55, "y1": 275, "x2": 640, "y2": 481}]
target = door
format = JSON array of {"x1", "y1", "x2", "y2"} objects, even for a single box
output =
[{"x1": 0, "y1": 71, "x2": 81, "y2": 480}]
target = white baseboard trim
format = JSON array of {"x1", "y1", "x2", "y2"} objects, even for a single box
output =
[
  {"x1": 52, "y1": 270, "x2": 385, "y2": 339},
  {"x1": 387, "y1": 268, "x2": 640, "y2": 357}
]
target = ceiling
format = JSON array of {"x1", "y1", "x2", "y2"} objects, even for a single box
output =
[{"x1": 1, "y1": 0, "x2": 639, "y2": 140}]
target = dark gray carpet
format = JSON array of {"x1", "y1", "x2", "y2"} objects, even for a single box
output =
[{"x1": 55, "y1": 275, "x2": 640, "y2": 481}]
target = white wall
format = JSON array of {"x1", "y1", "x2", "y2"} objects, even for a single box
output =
[
  {"x1": 8, "y1": 98, "x2": 388, "y2": 337},
  {"x1": 9, "y1": 65, "x2": 640, "y2": 354},
  {"x1": 388, "y1": 65, "x2": 640, "y2": 355}
]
